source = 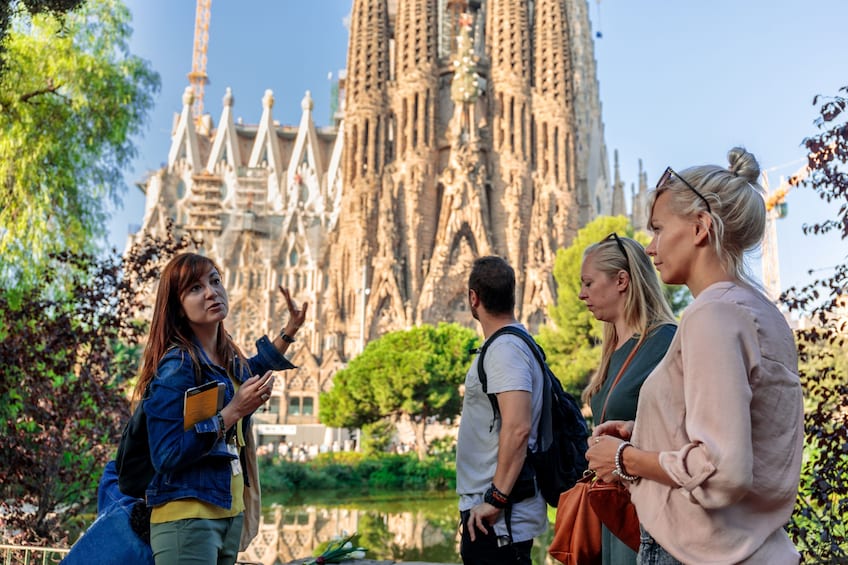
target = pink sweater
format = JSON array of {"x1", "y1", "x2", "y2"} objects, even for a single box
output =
[{"x1": 630, "y1": 282, "x2": 803, "y2": 564}]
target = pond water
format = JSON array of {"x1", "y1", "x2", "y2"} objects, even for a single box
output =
[{"x1": 239, "y1": 490, "x2": 556, "y2": 565}]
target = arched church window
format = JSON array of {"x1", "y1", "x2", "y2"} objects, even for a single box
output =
[
  {"x1": 302, "y1": 397, "x2": 314, "y2": 416},
  {"x1": 288, "y1": 396, "x2": 301, "y2": 416},
  {"x1": 268, "y1": 397, "x2": 280, "y2": 415}
]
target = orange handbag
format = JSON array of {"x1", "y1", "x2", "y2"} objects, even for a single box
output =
[
  {"x1": 585, "y1": 335, "x2": 643, "y2": 553},
  {"x1": 587, "y1": 479, "x2": 640, "y2": 551},
  {"x1": 550, "y1": 336, "x2": 644, "y2": 564},
  {"x1": 549, "y1": 473, "x2": 602, "y2": 565}
]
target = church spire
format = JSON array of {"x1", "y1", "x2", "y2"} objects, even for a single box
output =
[
  {"x1": 531, "y1": 0, "x2": 578, "y2": 245},
  {"x1": 325, "y1": 0, "x2": 391, "y2": 356},
  {"x1": 395, "y1": 0, "x2": 438, "y2": 158},
  {"x1": 520, "y1": 0, "x2": 581, "y2": 329},
  {"x1": 389, "y1": 0, "x2": 440, "y2": 310},
  {"x1": 611, "y1": 149, "x2": 626, "y2": 216},
  {"x1": 486, "y1": 0, "x2": 533, "y2": 312},
  {"x1": 343, "y1": 0, "x2": 390, "y2": 185}
]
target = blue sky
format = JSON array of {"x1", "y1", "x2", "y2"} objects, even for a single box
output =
[{"x1": 111, "y1": 0, "x2": 847, "y2": 295}]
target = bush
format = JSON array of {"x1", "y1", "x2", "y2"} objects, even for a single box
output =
[
  {"x1": 0, "y1": 227, "x2": 192, "y2": 545},
  {"x1": 780, "y1": 84, "x2": 848, "y2": 561},
  {"x1": 258, "y1": 452, "x2": 456, "y2": 494},
  {"x1": 360, "y1": 420, "x2": 395, "y2": 456}
]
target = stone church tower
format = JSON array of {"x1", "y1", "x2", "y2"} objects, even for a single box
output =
[
  {"x1": 324, "y1": 0, "x2": 612, "y2": 357},
  {"x1": 132, "y1": 0, "x2": 611, "y2": 443}
]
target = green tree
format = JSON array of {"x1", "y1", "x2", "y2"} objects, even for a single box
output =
[
  {"x1": 360, "y1": 420, "x2": 395, "y2": 456},
  {"x1": 0, "y1": 226, "x2": 192, "y2": 545},
  {"x1": 781, "y1": 86, "x2": 848, "y2": 561},
  {"x1": 320, "y1": 323, "x2": 478, "y2": 460},
  {"x1": 537, "y1": 216, "x2": 689, "y2": 398},
  {"x1": 0, "y1": 0, "x2": 85, "y2": 57},
  {"x1": 0, "y1": 0, "x2": 159, "y2": 287}
]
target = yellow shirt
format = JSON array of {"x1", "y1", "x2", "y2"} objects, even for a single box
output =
[{"x1": 151, "y1": 383, "x2": 247, "y2": 523}]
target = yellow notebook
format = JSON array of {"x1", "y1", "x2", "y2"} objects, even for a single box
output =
[{"x1": 184, "y1": 381, "x2": 225, "y2": 430}]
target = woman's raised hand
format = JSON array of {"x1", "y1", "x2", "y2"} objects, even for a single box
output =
[{"x1": 279, "y1": 286, "x2": 308, "y2": 335}]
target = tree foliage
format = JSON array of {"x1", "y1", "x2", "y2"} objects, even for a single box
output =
[
  {"x1": 319, "y1": 323, "x2": 478, "y2": 460},
  {"x1": 0, "y1": 0, "x2": 159, "y2": 287},
  {"x1": 0, "y1": 0, "x2": 85, "y2": 56},
  {"x1": 537, "y1": 216, "x2": 689, "y2": 398},
  {"x1": 781, "y1": 86, "x2": 848, "y2": 562},
  {"x1": 0, "y1": 226, "x2": 192, "y2": 545}
]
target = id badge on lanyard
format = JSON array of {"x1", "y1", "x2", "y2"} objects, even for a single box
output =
[{"x1": 227, "y1": 443, "x2": 241, "y2": 476}]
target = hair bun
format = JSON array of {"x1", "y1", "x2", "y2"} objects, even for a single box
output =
[{"x1": 727, "y1": 146, "x2": 760, "y2": 183}]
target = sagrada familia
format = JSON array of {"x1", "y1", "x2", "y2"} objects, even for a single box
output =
[{"x1": 131, "y1": 0, "x2": 649, "y2": 444}]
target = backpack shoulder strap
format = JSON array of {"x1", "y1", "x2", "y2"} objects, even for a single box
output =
[{"x1": 477, "y1": 325, "x2": 547, "y2": 432}]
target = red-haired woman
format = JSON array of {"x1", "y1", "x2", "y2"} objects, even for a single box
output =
[{"x1": 133, "y1": 252, "x2": 307, "y2": 565}]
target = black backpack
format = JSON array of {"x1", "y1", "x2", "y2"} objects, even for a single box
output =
[
  {"x1": 477, "y1": 325, "x2": 589, "y2": 507},
  {"x1": 115, "y1": 350, "x2": 203, "y2": 499},
  {"x1": 114, "y1": 385, "x2": 154, "y2": 499}
]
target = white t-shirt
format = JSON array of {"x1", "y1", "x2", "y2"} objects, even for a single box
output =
[{"x1": 456, "y1": 324, "x2": 548, "y2": 542}]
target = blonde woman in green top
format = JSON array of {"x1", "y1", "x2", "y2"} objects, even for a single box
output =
[{"x1": 579, "y1": 233, "x2": 676, "y2": 565}]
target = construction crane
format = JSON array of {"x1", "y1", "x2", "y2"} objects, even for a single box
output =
[
  {"x1": 764, "y1": 165, "x2": 807, "y2": 217},
  {"x1": 763, "y1": 142, "x2": 835, "y2": 215},
  {"x1": 761, "y1": 162, "x2": 808, "y2": 301},
  {"x1": 187, "y1": 0, "x2": 211, "y2": 121},
  {"x1": 760, "y1": 143, "x2": 836, "y2": 301}
]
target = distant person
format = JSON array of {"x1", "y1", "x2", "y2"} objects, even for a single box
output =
[
  {"x1": 456, "y1": 256, "x2": 547, "y2": 564},
  {"x1": 587, "y1": 148, "x2": 804, "y2": 563},
  {"x1": 579, "y1": 233, "x2": 677, "y2": 565},
  {"x1": 137, "y1": 252, "x2": 307, "y2": 565}
]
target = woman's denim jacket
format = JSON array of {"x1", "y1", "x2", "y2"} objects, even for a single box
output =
[{"x1": 144, "y1": 336, "x2": 295, "y2": 509}]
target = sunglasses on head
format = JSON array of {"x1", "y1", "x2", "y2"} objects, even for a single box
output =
[
  {"x1": 656, "y1": 166, "x2": 712, "y2": 214},
  {"x1": 603, "y1": 232, "x2": 630, "y2": 272}
]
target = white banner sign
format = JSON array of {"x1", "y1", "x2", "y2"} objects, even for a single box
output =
[{"x1": 255, "y1": 424, "x2": 297, "y2": 436}]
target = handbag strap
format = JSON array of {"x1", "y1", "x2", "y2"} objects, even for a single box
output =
[{"x1": 599, "y1": 332, "x2": 647, "y2": 422}]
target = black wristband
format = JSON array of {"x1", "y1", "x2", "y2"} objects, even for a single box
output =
[
  {"x1": 484, "y1": 485, "x2": 509, "y2": 509},
  {"x1": 279, "y1": 330, "x2": 295, "y2": 343}
]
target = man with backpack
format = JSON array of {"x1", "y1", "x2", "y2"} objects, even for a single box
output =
[{"x1": 457, "y1": 256, "x2": 548, "y2": 564}]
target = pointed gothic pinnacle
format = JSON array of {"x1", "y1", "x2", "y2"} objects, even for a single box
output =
[
  {"x1": 302, "y1": 90, "x2": 314, "y2": 112},
  {"x1": 262, "y1": 89, "x2": 275, "y2": 109},
  {"x1": 614, "y1": 149, "x2": 621, "y2": 183},
  {"x1": 182, "y1": 85, "x2": 194, "y2": 106},
  {"x1": 223, "y1": 87, "x2": 234, "y2": 107}
]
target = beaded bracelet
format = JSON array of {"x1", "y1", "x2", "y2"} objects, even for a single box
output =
[
  {"x1": 615, "y1": 441, "x2": 639, "y2": 482},
  {"x1": 216, "y1": 412, "x2": 227, "y2": 439}
]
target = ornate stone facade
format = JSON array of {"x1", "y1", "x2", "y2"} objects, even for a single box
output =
[{"x1": 132, "y1": 0, "x2": 613, "y2": 440}]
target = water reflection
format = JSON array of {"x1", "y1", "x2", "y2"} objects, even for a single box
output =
[
  {"x1": 237, "y1": 492, "x2": 556, "y2": 565},
  {"x1": 238, "y1": 492, "x2": 462, "y2": 564}
]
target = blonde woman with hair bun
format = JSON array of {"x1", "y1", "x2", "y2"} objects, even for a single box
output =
[{"x1": 586, "y1": 148, "x2": 804, "y2": 564}]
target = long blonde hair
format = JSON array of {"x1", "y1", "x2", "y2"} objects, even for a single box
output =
[{"x1": 581, "y1": 236, "x2": 676, "y2": 404}]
